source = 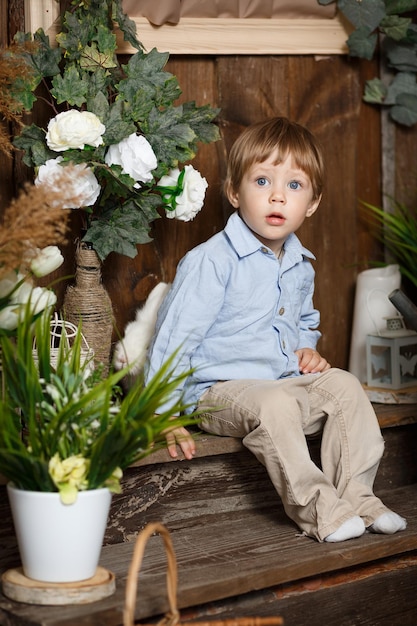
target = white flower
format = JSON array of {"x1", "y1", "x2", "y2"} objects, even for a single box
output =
[
  {"x1": 14, "y1": 283, "x2": 57, "y2": 317},
  {"x1": 0, "y1": 271, "x2": 21, "y2": 299},
  {"x1": 0, "y1": 305, "x2": 19, "y2": 331},
  {"x1": 159, "y1": 165, "x2": 208, "y2": 222},
  {"x1": 105, "y1": 133, "x2": 157, "y2": 187},
  {"x1": 46, "y1": 110, "x2": 105, "y2": 151},
  {"x1": 49, "y1": 453, "x2": 90, "y2": 504},
  {"x1": 0, "y1": 279, "x2": 56, "y2": 330},
  {"x1": 35, "y1": 157, "x2": 101, "y2": 208},
  {"x1": 29, "y1": 246, "x2": 64, "y2": 277}
]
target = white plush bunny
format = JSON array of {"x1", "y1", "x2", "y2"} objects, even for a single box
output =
[{"x1": 113, "y1": 282, "x2": 170, "y2": 385}]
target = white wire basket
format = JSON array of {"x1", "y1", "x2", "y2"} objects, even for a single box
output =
[{"x1": 32, "y1": 313, "x2": 94, "y2": 371}]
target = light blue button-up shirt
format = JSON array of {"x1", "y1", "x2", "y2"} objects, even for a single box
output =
[{"x1": 146, "y1": 211, "x2": 321, "y2": 412}]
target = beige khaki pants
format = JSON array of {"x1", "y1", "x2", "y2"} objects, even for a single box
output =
[{"x1": 198, "y1": 368, "x2": 389, "y2": 541}]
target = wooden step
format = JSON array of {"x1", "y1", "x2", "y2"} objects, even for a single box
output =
[
  {"x1": 1, "y1": 403, "x2": 416, "y2": 625},
  {"x1": 1, "y1": 483, "x2": 415, "y2": 625}
]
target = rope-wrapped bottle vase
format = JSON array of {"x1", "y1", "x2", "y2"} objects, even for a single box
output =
[{"x1": 63, "y1": 243, "x2": 114, "y2": 375}]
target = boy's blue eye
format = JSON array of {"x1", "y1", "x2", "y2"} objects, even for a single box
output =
[
  {"x1": 288, "y1": 181, "x2": 301, "y2": 190},
  {"x1": 256, "y1": 177, "x2": 268, "y2": 186}
]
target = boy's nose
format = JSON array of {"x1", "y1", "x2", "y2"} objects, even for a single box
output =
[{"x1": 270, "y1": 186, "x2": 285, "y2": 202}]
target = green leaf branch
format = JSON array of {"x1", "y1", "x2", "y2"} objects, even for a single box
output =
[
  {"x1": 7, "y1": 0, "x2": 220, "y2": 260},
  {"x1": 319, "y1": 0, "x2": 417, "y2": 126}
]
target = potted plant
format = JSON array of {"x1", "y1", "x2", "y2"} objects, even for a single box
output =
[
  {"x1": 0, "y1": 302, "x2": 197, "y2": 584},
  {"x1": 361, "y1": 196, "x2": 417, "y2": 292}
]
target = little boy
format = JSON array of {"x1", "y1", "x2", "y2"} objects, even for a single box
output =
[{"x1": 146, "y1": 117, "x2": 406, "y2": 542}]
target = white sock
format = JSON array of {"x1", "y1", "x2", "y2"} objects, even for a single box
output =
[
  {"x1": 324, "y1": 516, "x2": 365, "y2": 543},
  {"x1": 369, "y1": 511, "x2": 407, "y2": 535}
]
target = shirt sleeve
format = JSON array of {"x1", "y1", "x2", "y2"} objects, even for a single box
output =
[
  {"x1": 145, "y1": 248, "x2": 226, "y2": 413},
  {"x1": 296, "y1": 275, "x2": 321, "y2": 350}
]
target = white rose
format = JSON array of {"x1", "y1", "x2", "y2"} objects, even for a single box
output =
[
  {"x1": 35, "y1": 157, "x2": 101, "y2": 208},
  {"x1": 29, "y1": 246, "x2": 64, "y2": 277},
  {"x1": 159, "y1": 165, "x2": 208, "y2": 222},
  {"x1": 46, "y1": 110, "x2": 105, "y2": 151},
  {"x1": 0, "y1": 305, "x2": 19, "y2": 331},
  {"x1": 105, "y1": 133, "x2": 157, "y2": 187}
]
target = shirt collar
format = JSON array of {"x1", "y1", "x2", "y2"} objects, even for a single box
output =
[{"x1": 224, "y1": 211, "x2": 316, "y2": 262}]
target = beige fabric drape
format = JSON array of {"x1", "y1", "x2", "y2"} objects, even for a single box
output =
[{"x1": 122, "y1": 1, "x2": 337, "y2": 26}]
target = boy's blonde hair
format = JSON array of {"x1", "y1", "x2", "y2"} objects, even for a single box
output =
[{"x1": 224, "y1": 117, "x2": 324, "y2": 202}]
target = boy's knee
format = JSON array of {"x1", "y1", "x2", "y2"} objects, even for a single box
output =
[{"x1": 325, "y1": 368, "x2": 365, "y2": 395}]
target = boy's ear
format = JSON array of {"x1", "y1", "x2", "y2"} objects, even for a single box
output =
[
  {"x1": 225, "y1": 181, "x2": 239, "y2": 208},
  {"x1": 306, "y1": 195, "x2": 321, "y2": 217}
]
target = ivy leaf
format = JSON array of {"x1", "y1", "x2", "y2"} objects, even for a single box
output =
[
  {"x1": 51, "y1": 65, "x2": 88, "y2": 107},
  {"x1": 7, "y1": 77, "x2": 38, "y2": 112},
  {"x1": 84, "y1": 200, "x2": 160, "y2": 260},
  {"x1": 113, "y1": 0, "x2": 144, "y2": 51},
  {"x1": 31, "y1": 30, "x2": 62, "y2": 78},
  {"x1": 407, "y1": 24, "x2": 417, "y2": 45},
  {"x1": 347, "y1": 27, "x2": 378, "y2": 59},
  {"x1": 338, "y1": 0, "x2": 386, "y2": 31},
  {"x1": 384, "y1": 0, "x2": 417, "y2": 15},
  {"x1": 56, "y1": 12, "x2": 91, "y2": 61},
  {"x1": 96, "y1": 164, "x2": 138, "y2": 201},
  {"x1": 182, "y1": 102, "x2": 221, "y2": 144},
  {"x1": 380, "y1": 15, "x2": 412, "y2": 41},
  {"x1": 145, "y1": 106, "x2": 197, "y2": 176},
  {"x1": 96, "y1": 23, "x2": 118, "y2": 56},
  {"x1": 80, "y1": 43, "x2": 117, "y2": 72},
  {"x1": 87, "y1": 91, "x2": 109, "y2": 122},
  {"x1": 390, "y1": 92, "x2": 417, "y2": 125},
  {"x1": 385, "y1": 71, "x2": 417, "y2": 104},
  {"x1": 13, "y1": 124, "x2": 55, "y2": 167},
  {"x1": 363, "y1": 77, "x2": 388, "y2": 103},
  {"x1": 384, "y1": 38, "x2": 417, "y2": 71},
  {"x1": 102, "y1": 101, "x2": 136, "y2": 144}
]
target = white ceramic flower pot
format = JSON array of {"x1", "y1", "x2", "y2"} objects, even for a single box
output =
[{"x1": 7, "y1": 485, "x2": 112, "y2": 583}]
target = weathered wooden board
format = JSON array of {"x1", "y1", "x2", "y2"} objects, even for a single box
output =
[{"x1": 1, "y1": 485, "x2": 416, "y2": 626}]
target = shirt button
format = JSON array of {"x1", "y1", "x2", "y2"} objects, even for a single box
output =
[
  {"x1": 282, "y1": 340, "x2": 286, "y2": 349},
  {"x1": 279, "y1": 307, "x2": 285, "y2": 315}
]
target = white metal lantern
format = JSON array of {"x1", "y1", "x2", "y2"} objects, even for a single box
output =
[{"x1": 366, "y1": 316, "x2": 417, "y2": 389}]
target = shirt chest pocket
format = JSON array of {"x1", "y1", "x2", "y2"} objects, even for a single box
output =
[{"x1": 278, "y1": 278, "x2": 312, "y2": 321}]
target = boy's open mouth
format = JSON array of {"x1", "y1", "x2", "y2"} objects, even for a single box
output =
[{"x1": 266, "y1": 213, "x2": 285, "y2": 225}]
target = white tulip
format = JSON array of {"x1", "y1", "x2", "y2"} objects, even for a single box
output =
[
  {"x1": 30, "y1": 246, "x2": 64, "y2": 277},
  {"x1": 0, "y1": 305, "x2": 19, "y2": 331},
  {"x1": 14, "y1": 283, "x2": 57, "y2": 318}
]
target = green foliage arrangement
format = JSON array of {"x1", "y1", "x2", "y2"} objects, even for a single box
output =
[
  {"x1": 319, "y1": 0, "x2": 417, "y2": 126},
  {"x1": 362, "y1": 197, "x2": 417, "y2": 288},
  {"x1": 5, "y1": 0, "x2": 220, "y2": 260},
  {"x1": 0, "y1": 304, "x2": 197, "y2": 503}
]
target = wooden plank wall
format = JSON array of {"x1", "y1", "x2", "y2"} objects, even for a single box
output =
[{"x1": 2, "y1": 1, "x2": 417, "y2": 369}]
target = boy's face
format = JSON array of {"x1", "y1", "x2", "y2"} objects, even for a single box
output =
[{"x1": 227, "y1": 151, "x2": 320, "y2": 255}]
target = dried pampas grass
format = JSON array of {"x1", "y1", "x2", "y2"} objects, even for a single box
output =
[
  {"x1": 0, "y1": 167, "x2": 83, "y2": 279},
  {"x1": 0, "y1": 41, "x2": 38, "y2": 156}
]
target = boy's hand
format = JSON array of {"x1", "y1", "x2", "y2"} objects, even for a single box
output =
[
  {"x1": 295, "y1": 348, "x2": 331, "y2": 374},
  {"x1": 164, "y1": 423, "x2": 196, "y2": 460}
]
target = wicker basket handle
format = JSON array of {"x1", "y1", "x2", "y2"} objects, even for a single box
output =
[{"x1": 123, "y1": 522, "x2": 179, "y2": 626}]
